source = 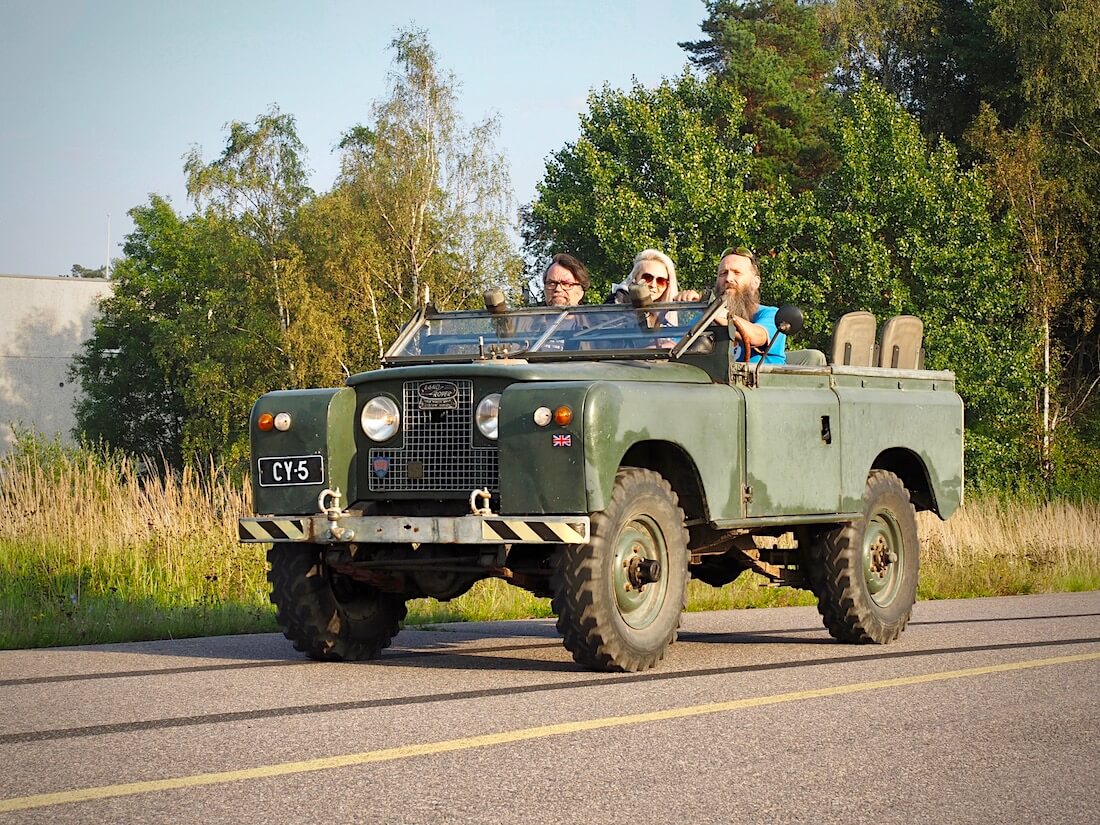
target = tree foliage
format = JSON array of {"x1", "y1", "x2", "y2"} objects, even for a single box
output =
[
  {"x1": 73, "y1": 196, "x2": 280, "y2": 467},
  {"x1": 821, "y1": 0, "x2": 1023, "y2": 143},
  {"x1": 670, "y1": 0, "x2": 1098, "y2": 492},
  {"x1": 74, "y1": 29, "x2": 519, "y2": 467},
  {"x1": 67, "y1": 264, "x2": 109, "y2": 279},
  {"x1": 681, "y1": 0, "x2": 836, "y2": 189},
  {"x1": 524, "y1": 74, "x2": 765, "y2": 297},
  {"x1": 524, "y1": 72, "x2": 1035, "y2": 486},
  {"x1": 804, "y1": 86, "x2": 1035, "y2": 484}
]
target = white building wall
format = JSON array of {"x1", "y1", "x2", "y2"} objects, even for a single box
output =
[{"x1": 0, "y1": 274, "x2": 113, "y2": 452}]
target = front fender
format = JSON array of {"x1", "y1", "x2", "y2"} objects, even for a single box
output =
[{"x1": 582, "y1": 382, "x2": 744, "y2": 518}]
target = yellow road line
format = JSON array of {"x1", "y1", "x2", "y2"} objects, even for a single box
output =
[{"x1": 2, "y1": 651, "x2": 1098, "y2": 813}]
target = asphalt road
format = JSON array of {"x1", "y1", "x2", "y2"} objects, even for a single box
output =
[{"x1": 1, "y1": 591, "x2": 1098, "y2": 824}]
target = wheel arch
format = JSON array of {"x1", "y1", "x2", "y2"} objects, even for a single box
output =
[
  {"x1": 619, "y1": 440, "x2": 708, "y2": 522},
  {"x1": 871, "y1": 447, "x2": 937, "y2": 514}
]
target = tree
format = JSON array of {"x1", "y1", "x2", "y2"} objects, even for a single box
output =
[
  {"x1": 73, "y1": 196, "x2": 286, "y2": 467},
  {"x1": 67, "y1": 264, "x2": 108, "y2": 279},
  {"x1": 803, "y1": 85, "x2": 1036, "y2": 485},
  {"x1": 75, "y1": 30, "x2": 524, "y2": 465},
  {"x1": 184, "y1": 106, "x2": 315, "y2": 384},
  {"x1": 526, "y1": 70, "x2": 1034, "y2": 487},
  {"x1": 333, "y1": 28, "x2": 520, "y2": 327},
  {"x1": 523, "y1": 73, "x2": 766, "y2": 298},
  {"x1": 820, "y1": 0, "x2": 1023, "y2": 144},
  {"x1": 962, "y1": 0, "x2": 1100, "y2": 488},
  {"x1": 681, "y1": 0, "x2": 837, "y2": 189}
]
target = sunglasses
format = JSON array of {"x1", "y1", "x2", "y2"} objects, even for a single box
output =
[
  {"x1": 720, "y1": 245, "x2": 759, "y2": 273},
  {"x1": 720, "y1": 246, "x2": 755, "y2": 259},
  {"x1": 639, "y1": 272, "x2": 669, "y2": 287}
]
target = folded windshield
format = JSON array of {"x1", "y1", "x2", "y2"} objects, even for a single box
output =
[{"x1": 385, "y1": 302, "x2": 712, "y2": 362}]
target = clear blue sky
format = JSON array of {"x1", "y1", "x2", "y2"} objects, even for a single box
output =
[{"x1": 0, "y1": 0, "x2": 708, "y2": 276}]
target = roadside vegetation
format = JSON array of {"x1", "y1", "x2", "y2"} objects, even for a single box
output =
[
  {"x1": 3, "y1": 438, "x2": 1096, "y2": 650},
  {"x1": 6, "y1": 5, "x2": 1098, "y2": 650}
]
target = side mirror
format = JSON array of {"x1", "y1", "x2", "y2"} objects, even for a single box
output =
[{"x1": 775, "y1": 304, "x2": 804, "y2": 336}]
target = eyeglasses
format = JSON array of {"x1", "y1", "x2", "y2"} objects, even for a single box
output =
[
  {"x1": 639, "y1": 272, "x2": 669, "y2": 287},
  {"x1": 545, "y1": 279, "x2": 581, "y2": 291}
]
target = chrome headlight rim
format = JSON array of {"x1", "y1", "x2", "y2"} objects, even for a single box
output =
[
  {"x1": 360, "y1": 395, "x2": 400, "y2": 442},
  {"x1": 475, "y1": 393, "x2": 502, "y2": 440}
]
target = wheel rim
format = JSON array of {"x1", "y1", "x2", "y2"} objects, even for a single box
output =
[
  {"x1": 862, "y1": 510, "x2": 904, "y2": 607},
  {"x1": 611, "y1": 515, "x2": 669, "y2": 630}
]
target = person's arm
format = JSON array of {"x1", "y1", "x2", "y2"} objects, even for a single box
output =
[{"x1": 712, "y1": 307, "x2": 769, "y2": 346}]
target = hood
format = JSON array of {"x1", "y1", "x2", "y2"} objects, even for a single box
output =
[{"x1": 347, "y1": 359, "x2": 712, "y2": 387}]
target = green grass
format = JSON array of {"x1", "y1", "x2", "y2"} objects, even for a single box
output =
[{"x1": 1, "y1": 438, "x2": 1097, "y2": 649}]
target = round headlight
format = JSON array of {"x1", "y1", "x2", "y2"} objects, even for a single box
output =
[
  {"x1": 361, "y1": 395, "x2": 400, "y2": 442},
  {"x1": 475, "y1": 393, "x2": 502, "y2": 440}
]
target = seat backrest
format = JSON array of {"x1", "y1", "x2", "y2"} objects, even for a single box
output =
[
  {"x1": 830, "y1": 311, "x2": 876, "y2": 366},
  {"x1": 785, "y1": 348, "x2": 827, "y2": 367},
  {"x1": 878, "y1": 315, "x2": 924, "y2": 369}
]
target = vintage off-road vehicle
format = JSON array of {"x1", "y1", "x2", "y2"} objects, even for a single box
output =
[{"x1": 239, "y1": 294, "x2": 963, "y2": 672}]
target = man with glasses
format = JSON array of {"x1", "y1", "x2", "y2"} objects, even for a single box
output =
[
  {"x1": 677, "y1": 246, "x2": 785, "y2": 364},
  {"x1": 542, "y1": 253, "x2": 590, "y2": 306}
]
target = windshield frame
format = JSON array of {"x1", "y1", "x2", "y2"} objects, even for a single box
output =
[{"x1": 381, "y1": 301, "x2": 715, "y2": 366}]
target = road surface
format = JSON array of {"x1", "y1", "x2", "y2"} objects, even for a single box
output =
[{"x1": 1, "y1": 592, "x2": 1098, "y2": 823}]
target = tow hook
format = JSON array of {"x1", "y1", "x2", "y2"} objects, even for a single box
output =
[
  {"x1": 318, "y1": 488, "x2": 355, "y2": 541},
  {"x1": 469, "y1": 488, "x2": 494, "y2": 516}
]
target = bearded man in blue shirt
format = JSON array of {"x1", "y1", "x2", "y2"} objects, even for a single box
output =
[{"x1": 675, "y1": 246, "x2": 786, "y2": 364}]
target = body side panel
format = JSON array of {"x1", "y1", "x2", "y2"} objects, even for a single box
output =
[
  {"x1": 581, "y1": 381, "x2": 745, "y2": 518},
  {"x1": 742, "y1": 371, "x2": 842, "y2": 515},
  {"x1": 833, "y1": 375, "x2": 964, "y2": 517}
]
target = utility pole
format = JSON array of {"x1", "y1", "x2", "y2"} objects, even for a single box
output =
[{"x1": 105, "y1": 213, "x2": 111, "y2": 278}]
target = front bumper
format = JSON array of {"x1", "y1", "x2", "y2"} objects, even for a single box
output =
[{"x1": 238, "y1": 514, "x2": 591, "y2": 545}]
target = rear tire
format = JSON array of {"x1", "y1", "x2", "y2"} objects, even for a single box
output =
[
  {"x1": 267, "y1": 543, "x2": 406, "y2": 661},
  {"x1": 813, "y1": 471, "x2": 919, "y2": 643},
  {"x1": 552, "y1": 468, "x2": 688, "y2": 672}
]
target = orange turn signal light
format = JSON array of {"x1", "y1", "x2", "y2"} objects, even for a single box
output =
[
  {"x1": 257, "y1": 412, "x2": 274, "y2": 432},
  {"x1": 553, "y1": 405, "x2": 573, "y2": 426}
]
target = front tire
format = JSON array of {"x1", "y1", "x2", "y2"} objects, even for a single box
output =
[
  {"x1": 813, "y1": 470, "x2": 919, "y2": 643},
  {"x1": 267, "y1": 543, "x2": 407, "y2": 661},
  {"x1": 552, "y1": 468, "x2": 689, "y2": 672}
]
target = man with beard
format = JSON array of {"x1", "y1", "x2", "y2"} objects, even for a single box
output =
[{"x1": 676, "y1": 246, "x2": 785, "y2": 364}]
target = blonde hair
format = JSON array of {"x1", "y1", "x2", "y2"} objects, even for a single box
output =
[{"x1": 628, "y1": 249, "x2": 679, "y2": 301}]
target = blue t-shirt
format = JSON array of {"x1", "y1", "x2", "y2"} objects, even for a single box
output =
[{"x1": 732, "y1": 305, "x2": 786, "y2": 364}]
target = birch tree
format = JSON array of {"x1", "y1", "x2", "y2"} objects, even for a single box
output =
[{"x1": 334, "y1": 28, "x2": 520, "y2": 329}]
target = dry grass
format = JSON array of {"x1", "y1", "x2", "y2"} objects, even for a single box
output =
[
  {"x1": 0, "y1": 442, "x2": 273, "y2": 648},
  {"x1": 917, "y1": 497, "x2": 1100, "y2": 597},
  {"x1": 1, "y1": 438, "x2": 1096, "y2": 649}
]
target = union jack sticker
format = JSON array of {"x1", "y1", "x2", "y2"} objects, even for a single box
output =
[{"x1": 552, "y1": 433, "x2": 572, "y2": 447}]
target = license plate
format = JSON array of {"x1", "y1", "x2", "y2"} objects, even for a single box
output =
[{"x1": 257, "y1": 455, "x2": 324, "y2": 487}]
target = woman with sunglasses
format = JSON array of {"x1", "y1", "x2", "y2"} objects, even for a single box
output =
[{"x1": 606, "y1": 249, "x2": 681, "y2": 328}]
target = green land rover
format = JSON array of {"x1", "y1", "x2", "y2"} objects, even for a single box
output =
[{"x1": 239, "y1": 295, "x2": 963, "y2": 672}]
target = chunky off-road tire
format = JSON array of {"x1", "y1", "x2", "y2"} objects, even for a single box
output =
[
  {"x1": 267, "y1": 543, "x2": 407, "y2": 661},
  {"x1": 552, "y1": 468, "x2": 689, "y2": 672},
  {"x1": 812, "y1": 470, "x2": 919, "y2": 644}
]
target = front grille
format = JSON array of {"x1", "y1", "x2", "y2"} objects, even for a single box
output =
[{"x1": 368, "y1": 379, "x2": 498, "y2": 492}]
